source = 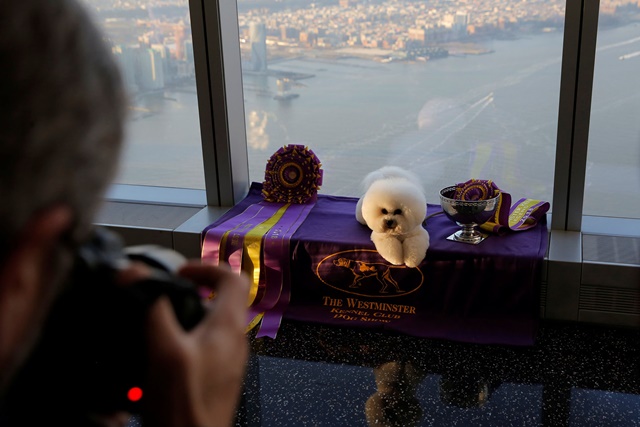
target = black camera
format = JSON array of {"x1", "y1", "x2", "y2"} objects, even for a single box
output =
[{"x1": 2, "y1": 227, "x2": 206, "y2": 420}]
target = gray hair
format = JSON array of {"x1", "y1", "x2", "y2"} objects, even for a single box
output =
[{"x1": 0, "y1": 0, "x2": 126, "y2": 257}]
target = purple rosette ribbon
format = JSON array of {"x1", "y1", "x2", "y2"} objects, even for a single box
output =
[
  {"x1": 451, "y1": 179, "x2": 549, "y2": 234},
  {"x1": 454, "y1": 179, "x2": 501, "y2": 201},
  {"x1": 262, "y1": 144, "x2": 323, "y2": 204}
]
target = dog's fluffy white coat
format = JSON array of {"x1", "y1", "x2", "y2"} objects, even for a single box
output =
[{"x1": 355, "y1": 166, "x2": 430, "y2": 267}]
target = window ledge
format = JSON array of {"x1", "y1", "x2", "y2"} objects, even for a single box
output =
[{"x1": 97, "y1": 188, "x2": 639, "y2": 328}]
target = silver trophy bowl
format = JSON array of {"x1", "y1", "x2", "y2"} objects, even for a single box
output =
[{"x1": 439, "y1": 186, "x2": 500, "y2": 244}]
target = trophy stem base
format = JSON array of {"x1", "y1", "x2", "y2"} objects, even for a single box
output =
[{"x1": 446, "y1": 226, "x2": 489, "y2": 244}]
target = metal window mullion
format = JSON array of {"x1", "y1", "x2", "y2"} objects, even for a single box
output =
[
  {"x1": 201, "y1": 0, "x2": 250, "y2": 207},
  {"x1": 546, "y1": 0, "x2": 600, "y2": 322},
  {"x1": 189, "y1": 0, "x2": 220, "y2": 206},
  {"x1": 566, "y1": 0, "x2": 600, "y2": 231},
  {"x1": 552, "y1": 0, "x2": 599, "y2": 231},
  {"x1": 552, "y1": 0, "x2": 581, "y2": 230},
  {"x1": 220, "y1": 0, "x2": 250, "y2": 206}
]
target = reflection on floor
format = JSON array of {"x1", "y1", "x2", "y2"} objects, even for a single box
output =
[{"x1": 237, "y1": 320, "x2": 640, "y2": 427}]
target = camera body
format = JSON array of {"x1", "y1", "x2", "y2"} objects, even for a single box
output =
[{"x1": 2, "y1": 227, "x2": 206, "y2": 419}]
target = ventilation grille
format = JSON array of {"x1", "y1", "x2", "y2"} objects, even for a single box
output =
[
  {"x1": 583, "y1": 235, "x2": 640, "y2": 265},
  {"x1": 539, "y1": 281, "x2": 547, "y2": 310},
  {"x1": 579, "y1": 285, "x2": 640, "y2": 315}
]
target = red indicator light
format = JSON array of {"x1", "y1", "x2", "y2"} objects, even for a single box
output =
[{"x1": 127, "y1": 387, "x2": 143, "y2": 402}]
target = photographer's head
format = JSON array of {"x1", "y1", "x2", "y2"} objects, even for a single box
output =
[{"x1": 0, "y1": 0, "x2": 126, "y2": 392}]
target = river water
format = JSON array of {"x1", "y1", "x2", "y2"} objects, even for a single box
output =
[{"x1": 117, "y1": 24, "x2": 640, "y2": 218}]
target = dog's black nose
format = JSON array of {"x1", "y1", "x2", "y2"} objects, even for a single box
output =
[{"x1": 385, "y1": 219, "x2": 396, "y2": 228}]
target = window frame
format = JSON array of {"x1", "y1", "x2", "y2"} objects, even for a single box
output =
[{"x1": 100, "y1": 0, "x2": 640, "y2": 326}]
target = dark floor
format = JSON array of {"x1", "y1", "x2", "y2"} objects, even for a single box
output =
[{"x1": 234, "y1": 319, "x2": 640, "y2": 427}]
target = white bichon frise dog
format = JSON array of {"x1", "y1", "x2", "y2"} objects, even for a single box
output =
[{"x1": 355, "y1": 166, "x2": 430, "y2": 268}]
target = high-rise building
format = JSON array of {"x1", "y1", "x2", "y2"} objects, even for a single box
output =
[
  {"x1": 185, "y1": 40, "x2": 194, "y2": 65},
  {"x1": 174, "y1": 24, "x2": 187, "y2": 61},
  {"x1": 455, "y1": 11, "x2": 470, "y2": 26},
  {"x1": 151, "y1": 44, "x2": 173, "y2": 83},
  {"x1": 454, "y1": 11, "x2": 470, "y2": 35},
  {"x1": 112, "y1": 45, "x2": 139, "y2": 94},
  {"x1": 179, "y1": 40, "x2": 195, "y2": 78},
  {"x1": 138, "y1": 48, "x2": 165, "y2": 91},
  {"x1": 249, "y1": 22, "x2": 267, "y2": 72}
]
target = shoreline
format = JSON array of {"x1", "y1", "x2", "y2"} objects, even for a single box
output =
[
  {"x1": 251, "y1": 41, "x2": 495, "y2": 68},
  {"x1": 441, "y1": 42, "x2": 495, "y2": 57}
]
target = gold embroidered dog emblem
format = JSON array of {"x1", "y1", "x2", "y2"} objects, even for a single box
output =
[{"x1": 333, "y1": 257, "x2": 405, "y2": 294}]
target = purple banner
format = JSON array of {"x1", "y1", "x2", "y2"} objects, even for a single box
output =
[{"x1": 203, "y1": 183, "x2": 548, "y2": 346}]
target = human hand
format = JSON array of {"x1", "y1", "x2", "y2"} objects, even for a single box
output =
[{"x1": 139, "y1": 261, "x2": 250, "y2": 427}]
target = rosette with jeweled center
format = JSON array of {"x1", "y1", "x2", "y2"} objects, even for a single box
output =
[
  {"x1": 454, "y1": 179, "x2": 501, "y2": 201},
  {"x1": 262, "y1": 144, "x2": 323, "y2": 204}
]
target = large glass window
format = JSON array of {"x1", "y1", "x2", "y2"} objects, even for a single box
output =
[
  {"x1": 81, "y1": 0, "x2": 205, "y2": 190},
  {"x1": 585, "y1": 3, "x2": 640, "y2": 219},
  {"x1": 87, "y1": 0, "x2": 637, "y2": 325},
  {"x1": 238, "y1": 0, "x2": 565, "y2": 204},
  {"x1": 85, "y1": 0, "x2": 639, "y2": 236}
]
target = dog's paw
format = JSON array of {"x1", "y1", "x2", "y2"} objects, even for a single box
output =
[
  {"x1": 376, "y1": 246, "x2": 404, "y2": 265},
  {"x1": 384, "y1": 254, "x2": 405, "y2": 265},
  {"x1": 403, "y1": 243, "x2": 428, "y2": 267},
  {"x1": 402, "y1": 230, "x2": 429, "y2": 267},
  {"x1": 371, "y1": 233, "x2": 404, "y2": 265},
  {"x1": 376, "y1": 245, "x2": 404, "y2": 265},
  {"x1": 403, "y1": 255, "x2": 422, "y2": 268}
]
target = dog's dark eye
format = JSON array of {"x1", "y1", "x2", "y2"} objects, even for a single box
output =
[
  {"x1": 381, "y1": 208, "x2": 388, "y2": 215},
  {"x1": 394, "y1": 209, "x2": 402, "y2": 215}
]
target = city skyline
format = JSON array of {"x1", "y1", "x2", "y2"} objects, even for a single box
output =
[{"x1": 83, "y1": 0, "x2": 640, "y2": 98}]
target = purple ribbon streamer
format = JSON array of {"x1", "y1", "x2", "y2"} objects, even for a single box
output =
[
  {"x1": 247, "y1": 204, "x2": 297, "y2": 319},
  {"x1": 201, "y1": 197, "x2": 315, "y2": 338},
  {"x1": 201, "y1": 202, "x2": 277, "y2": 268},
  {"x1": 254, "y1": 201, "x2": 317, "y2": 338},
  {"x1": 247, "y1": 223, "x2": 287, "y2": 319},
  {"x1": 223, "y1": 202, "x2": 288, "y2": 274},
  {"x1": 202, "y1": 203, "x2": 262, "y2": 265}
]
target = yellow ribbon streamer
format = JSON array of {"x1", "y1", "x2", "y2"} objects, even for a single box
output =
[
  {"x1": 242, "y1": 203, "x2": 291, "y2": 306},
  {"x1": 480, "y1": 196, "x2": 547, "y2": 233},
  {"x1": 479, "y1": 192, "x2": 506, "y2": 233},
  {"x1": 508, "y1": 199, "x2": 544, "y2": 229},
  {"x1": 246, "y1": 312, "x2": 264, "y2": 334}
]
